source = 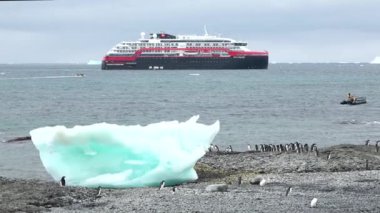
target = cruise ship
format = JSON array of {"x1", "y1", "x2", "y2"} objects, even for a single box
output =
[{"x1": 101, "y1": 31, "x2": 268, "y2": 70}]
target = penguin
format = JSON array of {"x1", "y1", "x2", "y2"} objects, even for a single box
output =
[
  {"x1": 365, "y1": 139, "x2": 370, "y2": 146},
  {"x1": 172, "y1": 186, "x2": 177, "y2": 194},
  {"x1": 295, "y1": 142, "x2": 300, "y2": 151},
  {"x1": 310, "y1": 198, "x2": 318, "y2": 208},
  {"x1": 225, "y1": 147, "x2": 230, "y2": 153},
  {"x1": 265, "y1": 144, "x2": 270, "y2": 152},
  {"x1": 290, "y1": 143, "x2": 295, "y2": 151},
  {"x1": 228, "y1": 145, "x2": 233, "y2": 152},
  {"x1": 304, "y1": 143, "x2": 309, "y2": 152},
  {"x1": 365, "y1": 159, "x2": 369, "y2": 170},
  {"x1": 310, "y1": 143, "x2": 316, "y2": 152},
  {"x1": 214, "y1": 145, "x2": 220, "y2": 152},
  {"x1": 208, "y1": 144, "x2": 213, "y2": 152},
  {"x1": 327, "y1": 152, "x2": 332, "y2": 160},
  {"x1": 296, "y1": 146, "x2": 300, "y2": 154},
  {"x1": 255, "y1": 144, "x2": 259, "y2": 152},
  {"x1": 285, "y1": 144, "x2": 290, "y2": 152},
  {"x1": 259, "y1": 179, "x2": 266, "y2": 186},
  {"x1": 96, "y1": 186, "x2": 102, "y2": 198},
  {"x1": 238, "y1": 176, "x2": 242, "y2": 185},
  {"x1": 159, "y1": 180, "x2": 165, "y2": 190},
  {"x1": 247, "y1": 144, "x2": 251, "y2": 151},
  {"x1": 315, "y1": 148, "x2": 319, "y2": 157},
  {"x1": 59, "y1": 176, "x2": 66, "y2": 187},
  {"x1": 376, "y1": 140, "x2": 380, "y2": 153},
  {"x1": 285, "y1": 186, "x2": 292, "y2": 196}
]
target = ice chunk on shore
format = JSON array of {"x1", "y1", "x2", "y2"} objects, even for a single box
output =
[{"x1": 30, "y1": 116, "x2": 219, "y2": 188}]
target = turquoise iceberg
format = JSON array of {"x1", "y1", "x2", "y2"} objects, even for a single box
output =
[{"x1": 30, "y1": 116, "x2": 219, "y2": 188}]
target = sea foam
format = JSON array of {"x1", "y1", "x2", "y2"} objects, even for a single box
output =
[{"x1": 30, "y1": 116, "x2": 219, "y2": 188}]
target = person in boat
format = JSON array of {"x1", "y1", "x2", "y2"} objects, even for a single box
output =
[{"x1": 347, "y1": 93, "x2": 356, "y2": 103}]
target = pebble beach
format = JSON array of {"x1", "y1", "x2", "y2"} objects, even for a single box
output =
[{"x1": 1, "y1": 144, "x2": 380, "y2": 212}]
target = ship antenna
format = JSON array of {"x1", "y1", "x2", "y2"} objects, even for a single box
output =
[{"x1": 204, "y1": 25, "x2": 208, "y2": 36}]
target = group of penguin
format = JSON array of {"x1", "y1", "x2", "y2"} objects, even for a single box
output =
[
  {"x1": 209, "y1": 139, "x2": 380, "y2": 157},
  {"x1": 59, "y1": 176, "x2": 318, "y2": 208},
  {"x1": 58, "y1": 177, "x2": 176, "y2": 198},
  {"x1": 209, "y1": 142, "x2": 321, "y2": 156},
  {"x1": 365, "y1": 139, "x2": 380, "y2": 152}
]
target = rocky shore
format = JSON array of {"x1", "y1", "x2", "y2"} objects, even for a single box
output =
[{"x1": 1, "y1": 144, "x2": 380, "y2": 212}]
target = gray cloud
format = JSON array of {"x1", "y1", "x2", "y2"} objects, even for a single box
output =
[{"x1": 0, "y1": 0, "x2": 379, "y2": 63}]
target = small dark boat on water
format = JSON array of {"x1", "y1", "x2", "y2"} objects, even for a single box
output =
[{"x1": 340, "y1": 96, "x2": 367, "y2": 105}]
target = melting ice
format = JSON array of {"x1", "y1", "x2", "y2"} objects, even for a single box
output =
[{"x1": 30, "y1": 116, "x2": 219, "y2": 188}]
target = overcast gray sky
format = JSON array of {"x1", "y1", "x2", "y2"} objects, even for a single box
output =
[{"x1": 0, "y1": 0, "x2": 379, "y2": 63}]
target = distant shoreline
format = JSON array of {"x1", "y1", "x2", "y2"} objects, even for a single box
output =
[{"x1": 1, "y1": 62, "x2": 379, "y2": 65}]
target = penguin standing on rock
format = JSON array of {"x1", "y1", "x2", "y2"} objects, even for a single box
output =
[
  {"x1": 375, "y1": 140, "x2": 380, "y2": 153},
  {"x1": 238, "y1": 176, "x2": 242, "y2": 185},
  {"x1": 208, "y1": 144, "x2": 213, "y2": 152},
  {"x1": 159, "y1": 180, "x2": 165, "y2": 190},
  {"x1": 327, "y1": 152, "x2": 332, "y2": 160},
  {"x1": 310, "y1": 143, "x2": 317, "y2": 152},
  {"x1": 285, "y1": 186, "x2": 292, "y2": 196},
  {"x1": 96, "y1": 186, "x2": 102, "y2": 198},
  {"x1": 315, "y1": 148, "x2": 319, "y2": 157},
  {"x1": 59, "y1": 176, "x2": 66, "y2": 187},
  {"x1": 214, "y1": 145, "x2": 220, "y2": 152},
  {"x1": 365, "y1": 139, "x2": 370, "y2": 146},
  {"x1": 304, "y1": 144, "x2": 309, "y2": 152}
]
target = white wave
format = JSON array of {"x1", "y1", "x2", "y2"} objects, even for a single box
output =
[
  {"x1": 0, "y1": 72, "x2": 5, "y2": 75},
  {"x1": 189, "y1": 73, "x2": 200, "y2": 76},
  {"x1": 365, "y1": 121, "x2": 380, "y2": 125}
]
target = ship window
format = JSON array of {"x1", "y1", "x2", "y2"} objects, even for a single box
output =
[
  {"x1": 233, "y1": 42, "x2": 247, "y2": 46},
  {"x1": 196, "y1": 43, "x2": 201, "y2": 46}
]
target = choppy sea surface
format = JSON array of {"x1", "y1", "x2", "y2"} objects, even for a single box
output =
[{"x1": 1, "y1": 63, "x2": 380, "y2": 180}]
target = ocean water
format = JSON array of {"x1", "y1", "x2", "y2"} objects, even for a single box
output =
[{"x1": 1, "y1": 63, "x2": 380, "y2": 180}]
